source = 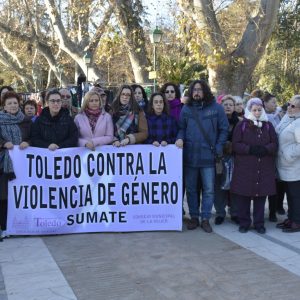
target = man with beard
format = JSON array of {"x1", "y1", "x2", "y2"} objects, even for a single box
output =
[{"x1": 176, "y1": 80, "x2": 229, "y2": 233}]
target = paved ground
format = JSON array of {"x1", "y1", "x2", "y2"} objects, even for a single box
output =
[{"x1": 1, "y1": 203, "x2": 300, "y2": 299}]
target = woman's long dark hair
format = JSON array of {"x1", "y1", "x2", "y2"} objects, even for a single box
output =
[
  {"x1": 160, "y1": 82, "x2": 181, "y2": 100},
  {"x1": 111, "y1": 85, "x2": 140, "y2": 114},
  {"x1": 186, "y1": 80, "x2": 214, "y2": 105},
  {"x1": 147, "y1": 92, "x2": 169, "y2": 115}
]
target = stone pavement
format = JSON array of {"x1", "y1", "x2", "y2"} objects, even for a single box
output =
[{"x1": 1, "y1": 215, "x2": 300, "y2": 300}]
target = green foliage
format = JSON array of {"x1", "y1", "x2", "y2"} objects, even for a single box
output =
[
  {"x1": 157, "y1": 55, "x2": 206, "y2": 85},
  {"x1": 250, "y1": 0, "x2": 300, "y2": 102}
]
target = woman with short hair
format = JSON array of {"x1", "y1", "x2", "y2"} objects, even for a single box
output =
[
  {"x1": 0, "y1": 91, "x2": 31, "y2": 239},
  {"x1": 31, "y1": 89, "x2": 78, "y2": 150},
  {"x1": 276, "y1": 95, "x2": 300, "y2": 232}
]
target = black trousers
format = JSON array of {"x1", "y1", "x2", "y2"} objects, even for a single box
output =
[
  {"x1": 285, "y1": 181, "x2": 300, "y2": 224},
  {"x1": 236, "y1": 195, "x2": 266, "y2": 228},
  {"x1": 268, "y1": 180, "x2": 286, "y2": 214},
  {"x1": 0, "y1": 199, "x2": 7, "y2": 230}
]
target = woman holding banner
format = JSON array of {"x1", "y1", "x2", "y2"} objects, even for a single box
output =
[
  {"x1": 145, "y1": 92, "x2": 178, "y2": 146},
  {"x1": 31, "y1": 89, "x2": 78, "y2": 150},
  {"x1": 111, "y1": 85, "x2": 148, "y2": 147},
  {"x1": 74, "y1": 91, "x2": 114, "y2": 150},
  {"x1": 0, "y1": 91, "x2": 31, "y2": 240}
]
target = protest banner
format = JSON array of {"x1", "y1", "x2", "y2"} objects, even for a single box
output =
[{"x1": 7, "y1": 145, "x2": 182, "y2": 235}]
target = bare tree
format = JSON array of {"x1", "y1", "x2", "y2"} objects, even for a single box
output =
[{"x1": 178, "y1": 0, "x2": 280, "y2": 95}]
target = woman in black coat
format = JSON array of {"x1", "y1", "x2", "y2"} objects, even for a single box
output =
[
  {"x1": 31, "y1": 89, "x2": 78, "y2": 150},
  {"x1": 0, "y1": 91, "x2": 31, "y2": 239}
]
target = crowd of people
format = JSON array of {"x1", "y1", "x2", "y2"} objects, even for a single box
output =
[{"x1": 0, "y1": 80, "x2": 299, "y2": 240}]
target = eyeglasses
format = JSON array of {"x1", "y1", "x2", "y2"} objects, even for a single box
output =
[
  {"x1": 48, "y1": 99, "x2": 62, "y2": 104},
  {"x1": 165, "y1": 90, "x2": 175, "y2": 94},
  {"x1": 193, "y1": 88, "x2": 203, "y2": 92},
  {"x1": 121, "y1": 93, "x2": 131, "y2": 97},
  {"x1": 287, "y1": 102, "x2": 299, "y2": 109}
]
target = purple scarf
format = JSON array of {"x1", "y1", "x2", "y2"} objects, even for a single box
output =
[
  {"x1": 168, "y1": 98, "x2": 182, "y2": 122},
  {"x1": 85, "y1": 108, "x2": 101, "y2": 132}
]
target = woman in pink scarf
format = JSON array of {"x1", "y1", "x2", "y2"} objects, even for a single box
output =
[{"x1": 74, "y1": 91, "x2": 114, "y2": 150}]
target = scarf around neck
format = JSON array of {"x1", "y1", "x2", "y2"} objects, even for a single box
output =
[
  {"x1": 244, "y1": 106, "x2": 268, "y2": 127},
  {"x1": 85, "y1": 108, "x2": 101, "y2": 133},
  {"x1": 0, "y1": 109, "x2": 24, "y2": 176}
]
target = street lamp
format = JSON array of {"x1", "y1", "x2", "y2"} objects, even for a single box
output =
[
  {"x1": 32, "y1": 72, "x2": 37, "y2": 92},
  {"x1": 84, "y1": 51, "x2": 92, "y2": 82},
  {"x1": 57, "y1": 64, "x2": 64, "y2": 88},
  {"x1": 149, "y1": 27, "x2": 163, "y2": 92}
]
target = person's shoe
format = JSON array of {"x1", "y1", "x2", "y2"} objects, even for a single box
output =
[
  {"x1": 231, "y1": 216, "x2": 240, "y2": 225},
  {"x1": 269, "y1": 214, "x2": 278, "y2": 222},
  {"x1": 282, "y1": 222, "x2": 300, "y2": 233},
  {"x1": 276, "y1": 219, "x2": 291, "y2": 229},
  {"x1": 201, "y1": 220, "x2": 213, "y2": 233},
  {"x1": 187, "y1": 218, "x2": 199, "y2": 230},
  {"x1": 239, "y1": 226, "x2": 249, "y2": 233},
  {"x1": 0, "y1": 230, "x2": 3, "y2": 242},
  {"x1": 277, "y1": 208, "x2": 286, "y2": 215},
  {"x1": 214, "y1": 216, "x2": 224, "y2": 225},
  {"x1": 256, "y1": 226, "x2": 266, "y2": 234}
]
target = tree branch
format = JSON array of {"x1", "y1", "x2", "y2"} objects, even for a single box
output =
[{"x1": 232, "y1": 0, "x2": 280, "y2": 66}]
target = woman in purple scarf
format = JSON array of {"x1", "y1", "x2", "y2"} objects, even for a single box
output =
[{"x1": 160, "y1": 82, "x2": 182, "y2": 122}]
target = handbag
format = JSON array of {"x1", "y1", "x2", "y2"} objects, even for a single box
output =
[
  {"x1": 220, "y1": 156, "x2": 234, "y2": 190},
  {"x1": 190, "y1": 108, "x2": 223, "y2": 175}
]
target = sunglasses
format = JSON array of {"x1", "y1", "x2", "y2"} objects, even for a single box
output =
[
  {"x1": 165, "y1": 90, "x2": 175, "y2": 94},
  {"x1": 287, "y1": 102, "x2": 298, "y2": 109}
]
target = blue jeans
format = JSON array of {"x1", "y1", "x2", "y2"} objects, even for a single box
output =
[{"x1": 185, "y1": 166, "x2": 215, "y2": 220}]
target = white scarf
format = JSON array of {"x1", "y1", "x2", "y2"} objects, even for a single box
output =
[{"x1": 244, "y1": 106, "x2": 268, "y2": 127}]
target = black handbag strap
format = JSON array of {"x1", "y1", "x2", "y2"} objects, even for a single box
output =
[{"x1": 190, "y1": 107, "x2": 216, "y2": 156}]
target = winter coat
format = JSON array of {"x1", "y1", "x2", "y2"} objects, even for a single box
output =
[
  {"x1": 276, "y1": 114, "x2": 300, "y2": 181},
  {"x1": 145, "y1": 113, "x2": 178, "y2": 144},
  {"x1": 177, "y1": 99, "x2": 229, "y2": 168},
  {"x1": 31, "y1": 107, "x2": 78, "y2": 148},
  {"x1": 74, "y1": 110, "x2": 114, "y2": 147},
  {"x1": 0, "y1": 116, "x2": 31, "y2": 201},
  {"x1": 113, "y1": 111, "x2": 148, "y2": 144},
  {"x1": 231, "y1": 119, "x2": 278, "y2": 197}
]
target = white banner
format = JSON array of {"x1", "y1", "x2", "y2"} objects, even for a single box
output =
[{"x1": 7, "y1": 145, "x2": 182, "y2": 235}]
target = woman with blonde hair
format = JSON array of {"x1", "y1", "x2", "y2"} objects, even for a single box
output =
[{"x1": 74, "y1": 90, "x2": 114, "y2": 150}]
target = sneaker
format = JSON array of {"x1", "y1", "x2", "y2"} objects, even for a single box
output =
[
  {"x1": 201, "y1": 220, "x2": 213, "y2": 233},
  {"x1": 282, "y1": 222, "x2": 300, "y2": 233},
  {"x1": 230, "y1": 216, "x2": 240, "y2": 225},
  {"x1": 256, "y1": 226, "x2": 266, "y2": 234},
  {"x1": 277, "y1": 208, "x2": 286, "y2": 215},
  {"x1": 214, "y1": 216, "x2": 224, "y2": 225},
  {"x1": 239, "y1": 226, "x2": 249, "y2": 233},
  {"x1": 187, "y1": 218, "x2": 199, "y2": 230},
  {"x1": 269, "y1": 214, "x2": 278, "y2": 222},
  {"x1": 276, "y1": 219, "x2": 291, "y2": 229}
]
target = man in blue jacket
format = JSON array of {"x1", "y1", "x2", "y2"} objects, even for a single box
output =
[{"x1": 176, "y1": 80, "x2": 229, "y2": 232}]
